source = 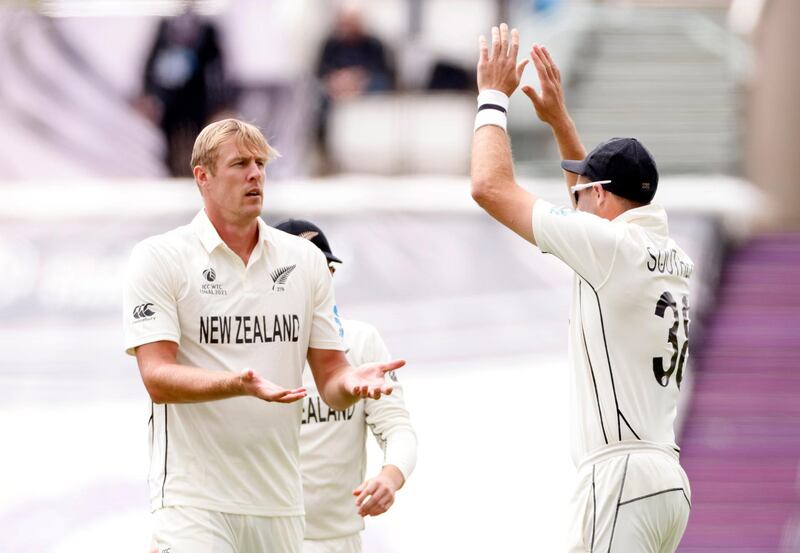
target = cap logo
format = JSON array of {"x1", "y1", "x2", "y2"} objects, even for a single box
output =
[
  {"x1": 298, "y1": 231, "x2": 319, "y2": 241},
  {"x1": 642, "y1": 182, "x2": 651, "y2": 190}
]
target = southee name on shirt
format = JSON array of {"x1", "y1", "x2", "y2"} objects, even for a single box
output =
[
  {"x1": 645, "y1": 247, "x2": 694, "y2": 278},
  {"x1": 199, "y1": 314, "x2": 301, "y2": 344}
]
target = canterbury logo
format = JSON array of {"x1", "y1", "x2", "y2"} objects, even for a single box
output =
[
  {"x1": 298, "y1": 231, "x2": 319, "y2": 240},
  {"x1": 202, "y1": 268, "x2": 216, "y2": 282},
  {"x1": 133, "y1": 303, "x2": 156, "y2": 319},
  {"x1": 270, "y1": 264, "x2": 296, "y2": 290}
]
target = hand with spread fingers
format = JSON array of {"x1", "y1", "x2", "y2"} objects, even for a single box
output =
[
  {"x1": 477, "y1": 23, "x2": 529, "y2": 96},
  {"x1": 521, "y1": 44, "x2": 569, "y2": 127},
  {"x1": 344, "y1": 359, "x2": 405, "y2": 400},
  {"x1": 240, "y1": 368, "x2": 308, "y2": 403}
]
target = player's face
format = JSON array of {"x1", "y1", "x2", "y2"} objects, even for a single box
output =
[{"x1": 202, "y1": 137, "x2": 267, "y2": 223}]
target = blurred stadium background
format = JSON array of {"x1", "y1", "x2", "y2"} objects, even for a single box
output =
[{"x1": 0, "y1": 0, "x2": 798, "y2": 551}]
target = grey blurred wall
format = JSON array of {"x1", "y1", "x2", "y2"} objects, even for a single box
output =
[{"x1": 748, "y1": 0, "x2": 800, "y2": 230}]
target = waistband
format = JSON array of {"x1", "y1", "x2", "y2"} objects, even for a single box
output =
[{"x1": 577, "y1": 441, "x2": 680, "y2": 473}]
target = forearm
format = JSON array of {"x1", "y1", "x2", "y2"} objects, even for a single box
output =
[
  {"x1": 142, "y1": 362, "x2": 243, "y2": 404},
  {"x1": 316, "y1": 364, "x2": 358, "y2": 411},
  {"x1": 383, "y1": 428, "x2": 418, "y2": 481},
  {"x1": 471, "y1": 125, "x2": 516, "y2": 207},
  {"x1": 549, "y1": 115, "x2": 586, "y2": 205}
]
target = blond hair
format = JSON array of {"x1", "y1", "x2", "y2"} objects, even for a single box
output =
[{"x1": 190, "y1": 118, "x2": 280, "y2": 174}]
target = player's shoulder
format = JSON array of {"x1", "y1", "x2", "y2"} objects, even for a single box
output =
[
  {"x1": 341, "y1": 318, "x2": 381, "y2": 341},
  {"x1": 130, "y1": 223, "x2": 195, "y2": 264}
]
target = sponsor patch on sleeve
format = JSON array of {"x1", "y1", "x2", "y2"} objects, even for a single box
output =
[{"x1": 550, "y1": 206, "x2": 575, "y2": 216}]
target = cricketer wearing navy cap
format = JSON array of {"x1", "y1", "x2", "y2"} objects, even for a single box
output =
[
  {"x1": 562, "y1": 137, "x2": 659, "y2": 205},
  {"x1": 275, "y1": 219, "x2": 343, "y2": 265},
  {"x1": 275, "y1": 218, "x2": 417, "y2": 553},
  {"x1": 470, "y1": 24, "x2": 693, "y2": 553}
]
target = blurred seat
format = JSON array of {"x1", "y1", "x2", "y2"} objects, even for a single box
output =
[
  {"x1": 418, "y1": 0, "x2": 496, "y2": 67},
  {"x1": 328, "y1": 93, "x2": 474, "y2": 175},
  {"x1": 359, "y1": 0, "x2": 411, "y2": 48}
]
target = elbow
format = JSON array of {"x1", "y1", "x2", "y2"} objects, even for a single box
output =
[
  {"x1": 143, "y1": 380, "x2": 167, "y2": 404},
  {"x1": 320, "y1": 391, "x2": 353, "y2": 412},
  {"x1": 140, "y1": 365, "x2": 168, "y2": 404},
  {"x1": 472, "y1": 178, "x2": 504, "y2": 212},
  {"x1": 471, "y1": 178, "x2": 492, "y2": 207}
]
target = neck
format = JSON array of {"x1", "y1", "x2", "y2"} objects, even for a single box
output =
[{"x1": 206, "y1": 210, "x2": 260, "y2": 265}]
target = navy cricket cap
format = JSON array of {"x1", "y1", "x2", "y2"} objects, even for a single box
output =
[
  {"x1": 274, "y1": 219, "x2": 342, "y2": 264},
  {"x1": 561, "y1": 137, "x2": 658, "y2": 203}
]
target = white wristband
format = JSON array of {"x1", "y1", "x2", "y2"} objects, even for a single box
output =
[
  {"x1": 474, "y1": 89, "x2": 509, "y2": 132},
  {"x1": 477, "y1": 89, "x2": 510, "y2": 111}
]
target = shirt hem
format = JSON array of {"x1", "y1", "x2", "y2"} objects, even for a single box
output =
[
  {"x1": 151, "y1": 498, "x2": 305, "y2": 518},
  {"x1": 531, "y1": 199, "x2": 552, "y2": 253},
  {"x1": 125, "y1": 333, "x2": 181, "y2": 356},
  {"x1": 308, "y1": 341, "x2": 347, "y2": 351},
  {"x1": 576, "y1": 440, "x2": 680, "y2": 473}
]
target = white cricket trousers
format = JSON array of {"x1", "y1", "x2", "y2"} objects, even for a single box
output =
[
  {"x1": 153, "y1": 505, "x2": 304, "y2": 553},
  {"x1": 302, "y1": 533, "x2": 362, "y2": 553},
  {"x1": 567, "y1": 444, "x2": 691, "y2": 553}
]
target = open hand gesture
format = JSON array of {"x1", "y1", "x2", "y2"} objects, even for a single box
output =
[
  {"x1": 240, "y1": 368, "x2": 307, "y2": 403},
  {"x1": 521, "y1": 44, "x2": 568, "y2": 126},
  {"x1": 477, "y1": 23, "x2": 529, "y2": 96},
  {"x1": 344, "y1": 359, "x2": 405, "y2": 400}
]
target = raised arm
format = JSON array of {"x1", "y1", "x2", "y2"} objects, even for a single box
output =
[
  {"x1": 470, "y1": 23, "x2": 538, "y2": 244},
  {"x1": 521, "y1": 44, "x2": 587, "y2": 207}
]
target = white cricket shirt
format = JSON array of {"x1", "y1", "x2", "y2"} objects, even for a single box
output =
[
  {"x1": 533, "y1": 201, "x2": 694, "y2": 467},
  {"x1": 299, "y1": 318, "x2": 417, "y2": 539},
  {"x1": 123, "y1": 210, "x2": 345, "y2": 516}
]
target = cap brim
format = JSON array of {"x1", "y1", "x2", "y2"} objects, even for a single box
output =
[
  {"x1": 561, "y1": 159, "x2": 587, "y2": 175},
  {"x1": 325, "y1": 252, "x2": 343, "y2": 264}
]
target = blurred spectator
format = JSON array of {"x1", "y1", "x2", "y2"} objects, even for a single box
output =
[
  {"x1": 315, "y1": 2, "x2": 395, "y2": 168},
  {"x1": 140, "y1": 2, "x2": 229, "y2": 176}
]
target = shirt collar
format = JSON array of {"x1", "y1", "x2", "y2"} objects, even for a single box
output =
[
  {"x1": 613, "y1": 203, "x2": 669, "y2": 235},
  {"x1": 191, "y1": 210, "x2": 275, "y2": 254}
]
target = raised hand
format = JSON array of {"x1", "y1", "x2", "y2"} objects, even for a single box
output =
[
  {"x1": 344, "y1": 359, "x2": 405, "y2": 400},
  {"x1": 521, "y1": 44, "x2": 569, "y2": 126},
  {"x1": 240, "y1": 368, "x2": 307, "y2": 403},
  {"x1": 477, "y1": 23, "x2": 529, "y2": 96}
]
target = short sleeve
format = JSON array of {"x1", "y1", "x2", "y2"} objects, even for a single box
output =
[
  {"x1": 308, "y1": 249, "x2": 346, "y2": 351},
  {"x1": 123, "y1": 240, "x2": 182, "y2": 355},
  {"x1": 532, "y1": 200, "x2": 621, "y2": 287}
]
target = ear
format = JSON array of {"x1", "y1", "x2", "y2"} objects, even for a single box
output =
[
  {"x1": 594, "y1": 184, "x2": 607, "y2": 206},
  {"x1": 193, "y1": 165, "x2": 208, "y2": 193}
]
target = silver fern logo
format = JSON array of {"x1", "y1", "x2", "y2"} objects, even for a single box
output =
[
  {"x1": 298, "y1": 231, "x2": 319, "y2": 241},
  {"x1": 270, "y1": 264, "x2": 297, "y2": 291}
]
